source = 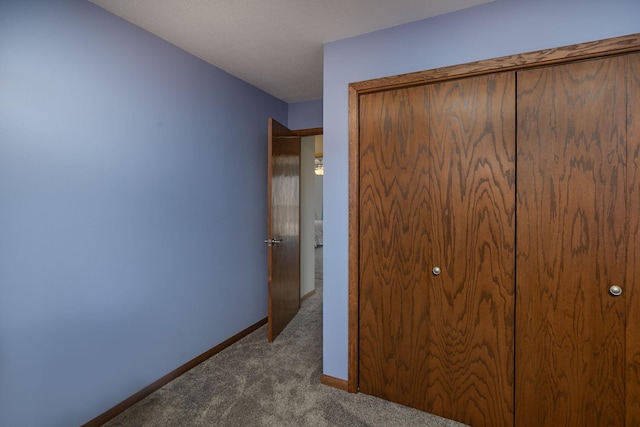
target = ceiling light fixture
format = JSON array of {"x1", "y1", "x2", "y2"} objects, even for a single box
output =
[{"x1": 315, "y1": 158, "x2": 324, "y2": 176}]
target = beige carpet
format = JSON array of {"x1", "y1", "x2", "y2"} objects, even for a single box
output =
[{"x1": 105, "y1": 247, "x2": 467, "y2": 427}]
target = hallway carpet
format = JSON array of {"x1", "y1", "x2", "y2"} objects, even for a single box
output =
[{"x1": 105, "y1": 248, "x2": 466, "y2": 426}]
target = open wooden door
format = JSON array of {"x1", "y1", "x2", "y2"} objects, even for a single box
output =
[{"x1": 267, "y1": 118, "x2": 301, "y2": 342}]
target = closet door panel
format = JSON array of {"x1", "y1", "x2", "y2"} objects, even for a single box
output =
[
  {"x1": 516, "y1": 56, "x2": 628, "y2": 427},
  {"x1": 627, "y1": 52, "x2": 640, "y2": 426},
  {"x1": 424, "y1": 72, "x2": 515, "y2": 427},
  {"x1": 359, "y1": 72, "x2": 515, "y2": 427},
  {"x1": 358, "y1": 86, "x2": 432, "y2": 407}
]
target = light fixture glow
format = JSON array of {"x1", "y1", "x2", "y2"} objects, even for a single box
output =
[{"x1": 315, "y1": 157, "x2": 324, "y2": 175}]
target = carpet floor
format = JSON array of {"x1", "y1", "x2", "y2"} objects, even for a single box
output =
[{"x1": 104, "y1": 247, "x2": 467, "y2": 427}]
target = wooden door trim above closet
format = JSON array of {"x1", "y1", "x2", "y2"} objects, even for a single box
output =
[
  {"x1": 347, "y1": 32, "x2": 640, "y2": 395},
  {"x1": 350, "y1": 33, "x2": 640, "y2": 95}
]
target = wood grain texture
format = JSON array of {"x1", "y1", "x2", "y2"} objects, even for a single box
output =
[
  {"x1": 268, "y1": 119, "x2": 301, "y2": 342},
  {"x1": 350, "y1": 33, "x2": 640, "y2": 95},
  {"x1": 358, "y1": 72, "x2": 515, "y2": 427},
  {"x1": 349, "y1": 35, "x2": 640, "y2": 427},
  {"x1": 424, "y1": 72, "x2": 515, "y2": 427},
  {"x1": 358, "y1": 86, "x2": 432, "y2": 411},
  {"x1": 515, "y1": 56, "x2": 627, "y2": 427},
  {"x1": 348, "y1": 85, "x2": 361, "y2": 393},
  {"x1": 627, "y1": 52, "x2": 640, "y2": 426},
  {"x1": 321, "y1": 374, "x2": 350, "y2": 392},
  {"x1": 293, "y1": 127, "x2": 323, "y2": 137}
]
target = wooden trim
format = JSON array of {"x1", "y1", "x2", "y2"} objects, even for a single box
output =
[
  {"x1": 267, "y1": 119, "x2": 275, "y2": 340},
  {"x1": 294, "y1": 127, "x2": 323, "y2": 137},
  {"x1": 347, "y1": 32, "x2": 640, "y2": 400},
  {"x1": 82, "y1": 317, "x2": 268, "y2": 427},
  {"x1": 347, "y1": 84, "x2": 360, "y2": 394},
  {"x1": 301, "y1": 289, "x2": 316, "y2": 303},
  {"x1": 350, "y1": 33, "x2": 640, "y2": 94},
  {"x1": 321, "y1": 374, "x2": 350, "y2": 392}
]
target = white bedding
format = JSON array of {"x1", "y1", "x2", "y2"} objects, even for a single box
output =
[{"x1": 314, "y1": 220, "x2": 323, "y2": 247}]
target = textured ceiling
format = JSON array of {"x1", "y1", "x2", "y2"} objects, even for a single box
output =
[{"x1": 89, "y1": 0, "x2": 494, "y2": 103}]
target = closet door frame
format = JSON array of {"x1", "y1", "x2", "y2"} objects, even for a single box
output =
[{"x1": 347, "y1": 32, "x2": 640, "y2": 423}]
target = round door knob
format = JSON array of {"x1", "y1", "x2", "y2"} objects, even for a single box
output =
[
  {"x1": 609, "y1": 285, "x2": 622, "y2": 296},
  {"x1": 432, "y1": 266, "x2": 441, "y2": 276}
]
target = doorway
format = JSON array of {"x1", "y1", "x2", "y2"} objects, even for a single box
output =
[
  {"x1": 267, "y1": 121, "x2": 322, "y2": 342},
  {"x1": 300, "y1": 133, "x2": 323, "y2": 303}
]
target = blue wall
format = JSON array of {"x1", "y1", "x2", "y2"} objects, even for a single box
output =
[
  {"x1": 288, "y1": 99, "x2": 323, "y2": 130},
  {"x1": 0, "y1": 0, "x2": 287, "y2": 425},
  {"x1": 322, "y1": 0, "x2": 640, "y2": 380}
]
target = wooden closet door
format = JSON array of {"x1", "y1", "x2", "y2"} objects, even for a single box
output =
[
  {"x1": 627, "y1": 52, "x2": 640, "y2": 427},
  {"x1": 358, "y1": 72, "x2": 516, "y2": 427},
  {"x1": 516, "y1": 55, "x2": 630, "y2": 426}
]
